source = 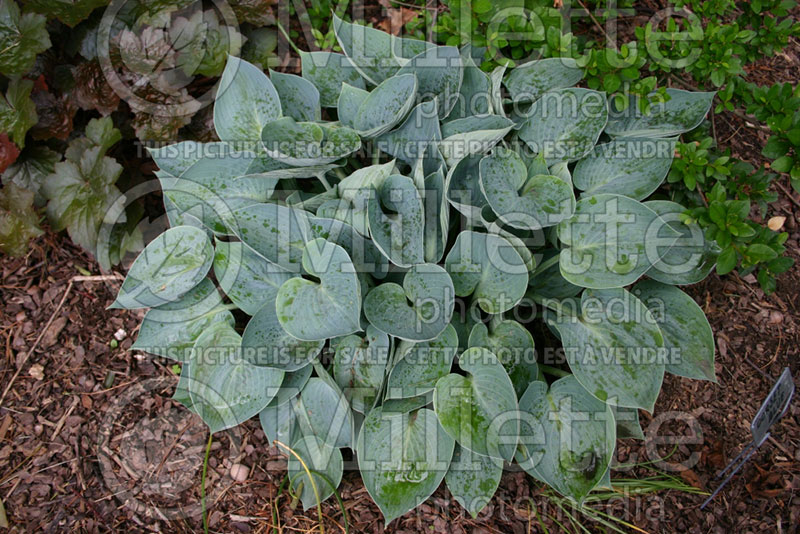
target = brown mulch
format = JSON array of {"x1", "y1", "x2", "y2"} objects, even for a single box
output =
[{"x1": 3, "y1": 13, "x2": 800, "y2": 534}]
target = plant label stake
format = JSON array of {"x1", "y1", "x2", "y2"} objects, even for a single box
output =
[{"x1": 701, "y1": 367, "x2": 795, "y2": 509}]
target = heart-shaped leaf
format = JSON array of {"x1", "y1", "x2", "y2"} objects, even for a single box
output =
[
  {"x1": 605, "y1": 89, "x2": 715, "y2": 138},
  {"x1": 516, "y1": 376, "x2": 615, "y2": 503},
  {"x1": 294, "y1": 376, "x2": 354, "y2": 448},
  {"x1": 333, "y1": 326, "x2": 391, "y2": 413},
  {"x1": 503, "y1": 58, "x2": 583, "y2": 103},
  {"x1": 299, "y1": 50, "x2": 366, "y2": 107},
  {"x1": 287, "y1": 435, "x2": 344, "y2": 510},
  {"x1": 644, "y1": 200, "x2": 720, "y2": 285},
  {"x1": 269, "y1": 69, "x2": 321, "y2": 122},
  {"x1": 518, "y1": 88, "x2": 608, "y2": 165},
  {"x1": 557, "y1": 194, "x2": 680, "y2": 289},
  {"x1": 185, "y1": 322, "x2": 284, "y2": 433},
  {"x1": 445, "y1": 444, "x2": 503, "y2": 518},
  {"x1": 349, "y1": 74, "x2": 418, "y2": 138},
  {"x1": 376, "y1": 100, "x2": 441, "y2": 165},
  {"x1": 468, "y1": 318, "x2": 538, "y2": 398},
  {"x1": 445, "y1": 154, "x2": 486, "y2": 222},
  {"x1": 634, "y1": 280, "x2": 716, "y2": 382},
  {"x1": 232, "y1": 203, "x2": 311, "y2": 271},
  {"x1": 434, "y1": 347, "x2": 519, "y2": 460},
  {"x1": 444, "y1": 231, "x2": 529, "y2": 314},
  {"x1": 368, "y1": 174, "x2": 425, "y2": 267},
  {"x1": 260, "y1": 117, "x2": 360, "y2": 166},
  {"x1": 111, "y1": 226, "x2": 214, "y2": 309},
  {"x1": 386, "y1": 323, "x2": 459, "y2": 399},
  {"x1": 479, "y1": 146, "x2": 575, "y2": 230},
  {"x1": 547, "y1": 287, "x2": 666, "y2": 411},
  {"x1": 357, "y1": 406, "x2": 454, "y2": 525},
  {"x1": 213, "y1": 240, "x2": 296, "y2": 315},
  {"x1": 240, "y1": 299, "x2": 324, "y2": 371},
  {"x1": 364, "y1": 263, "x2": 455, "y2": 341},
  {"x1": 396, "y1": 45, "x2": 463, "y2": 118},
  {"x1": 446, "y1": 56, "x2": 491, "y2": 121},
  {"x1": 573, "y1": 137, "x2": 677, "y2": 200},
  {"x1": 132, "y1": 278, "x2": 235, "y2": 361},
  {"x1": 214, "y1": 56, "x2": 281, "y2": 142},
  {"x1": 439, "y1": 114, "x2": 514, "y2": 167},
  {"x1": 276, "y1": 238, "x2": 362, "y2": 340}
]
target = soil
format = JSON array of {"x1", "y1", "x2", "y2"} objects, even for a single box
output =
[{"x1": 2, "y1": 9, "x2": 800, "y2": 534}]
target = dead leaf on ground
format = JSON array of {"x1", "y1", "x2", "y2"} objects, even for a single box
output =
[
  {"x1": 377, "y1": 7, "x2": 418, "y2": 35},
  {"x1": 679, "y1": 469, "x2": 704, "y2": 489},
  {"x1": 41, "y1": 316, "x2": 68, "y2": 349}
]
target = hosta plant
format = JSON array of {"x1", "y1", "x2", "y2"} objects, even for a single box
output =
[{"x1": 114, "y1": 18, "x2": 719, "y2": 524}]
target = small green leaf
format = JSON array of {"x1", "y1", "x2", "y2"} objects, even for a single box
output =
[
  {"x1": 0, "y1": 78, "x2": 38, "y2": 148},
  {"x1": 111, "y1": 226, "x2": 214, "y2": 309},
  {"x1": 0, "y1": 1, "x2": 50, "y2": 75},
  {"x1": 0, "y1": 182, "x2": 43, "y2": 256}
]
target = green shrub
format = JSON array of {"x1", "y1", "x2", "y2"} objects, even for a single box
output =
[{"x1": 117, "y1": 20, "x2": 723, "y2": 522}]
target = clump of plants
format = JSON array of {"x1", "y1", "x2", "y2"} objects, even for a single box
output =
[{"x1": 115, "y1": 17, "x2": 719, "y2": 524}]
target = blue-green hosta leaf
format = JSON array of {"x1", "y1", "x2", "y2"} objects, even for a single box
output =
[
  {"x1": 445, "y1": 154, "x2": 485, "y2": 222},
  {"x1": 269, "y1": 69, "x2": 321, "y2": 122},
  {"x1": 364, "y1": 263, "x2": 455, "y2": 341},
  {"x1": 557, "y1": 194, "x2": 680, "y2": 289},
  {"x1": 439, "y1": 114, "x2": 514, "y2": 167},
  {"x1": 232, "y1": 203, "x2": 311, "y2": 271},
  {"x1": 386, "y1": 324, "x2": 459, "y2": 399},
  {"x1": 295, "y1": 377, "x2": 353, "y2": 448},
  {"x1": 446, "y1": 56, "x2": 491, "y2": 121},
  {"x1": 260, "y1": 117, "x2": 361, "y2": 166},
  {"x1": 287, "y1": 435, "x2": 344, "y2": 511},
  {"x1": 276, "y1": 238, "x2": 362, "y2": 340},
  {"x1": 357, "y1": 406, "x2": 455, "y2": 525},
  {"x1": 214, "y1": 56, "x2": 281, "y2": 142},
  {"x1": 185, "y1": 322, "x2": 284, "y2": 433},
  {"x1": 610, "y1": 404, "x2": 645, "y2": 440},
  {"x1": 244, "y1": 151, "x2": 339, "y2": 180},
  {"x1": 421, "y1": 165, "x2": 448, "y2": 263},
  {"x1": 547, "y1": 287, "x2": 666, "y2": 411},
  {"x1": 527, "y1": 249, "x2": 582, "y2": 300},
  {"x1": 477, "y1": 207, "x2": 537, "y2": 273},
  {"x1": 450, "y1": 300, "x2": 482, "y2": 352},
  {"x1": 148, "y1": 141, "x2": 220, "y2": 176},
  {"x1": 516, "y1": 376, "x2": 615, "y2": 503},
  {"x1": 644, "y1": 200, "x2": 720, "y2": 285},
  {"x1": 573, "y1": 137, "x2": 677, "y2": 200},
  {"x1": 375, "y1": 100, "x2": 441, "y2": 165},
  {"x1": 634, "y1": 280, "x2": 716, "y2": 382},
  {"x1": 132, "y1": 279, "x2": 235, "y2": 361},
  {"x1": 396, "y1": 45, "x2": 463, "y2": 118},
  {"x1": 213, "y1": 240, "x2": 296, "y2": 315},
  {"x1": 267, "y1": 365, "x2": 314, "y2": 408},
  {"x1": 503, "y1": 58, "x2": 583, "y2": 103},
  {"x1": 434, "y1": 347, "x2": 519, "y2": 460},
  {"x1": 0, "y1": 1, "x2": 50, "y2": 76},
  {"x1": 479, "y1": 146, "x2": 575, "y2": 231},
  {"x1": 299, "y1": 50, "x2": 366, "y2": 107},
  {"x1": 333, "y1": 326, "x2": 391, "y2": 413},
  {"x1": 332, "y1": 13, "x2": 430, "y2": 85},
  {"x1": 489, "y1": 65, "x2": 506, "y2": 117},
  {"x1": 518, "y1": 88, "x2": 608, "y2": 165},
  {"x1": 156, "y1": 149, "x2": 270, "y2": 235},
  {"x1": 337, "y1": 83, "x2": 369, "y2": 128},
  {"x1": 241, "y1": 298, "x2": 324, "y2": 371},
  {"x1": 368, "y1": 174, "x2": 425, "y2": 267},
  {"x1": 445, "y1": 444, "x2": 503, "y2": 518},
  {"x1": 605, "y1": 89, "x2": 715, "y2": 138},
  {"x1": 317, "y1": 160, "x2": 396, "y2": 236},
  {"x1": 111, "y1": 226, "x2": 213, "y2": 309},
  {"x1": 468, "y1": 319, "x2": 537, "y2": 399},
  {"x1": 349, "y1": 74, "x2": 418, "y2": 138},
  {"x1": 444, "y1": 231, "x2": 529, "y2": 314},
  {"x1": 308, "y1": 216, "x2": 389, "y2": 277},
  {"x1": 259, "y1": 398, "x2": 299, "y2": 444}
]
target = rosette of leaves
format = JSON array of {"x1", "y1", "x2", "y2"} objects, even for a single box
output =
[{"x1": 118, "y1": 21, "x2": 719, "y2": 524}]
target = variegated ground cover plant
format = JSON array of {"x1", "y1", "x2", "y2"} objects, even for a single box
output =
[{"x1": 113, "y1": 16, "x2": 719, "y2": 524}]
